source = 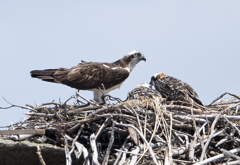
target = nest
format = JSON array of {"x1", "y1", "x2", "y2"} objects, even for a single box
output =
[{"x1": 2, "y1": 90, "x2": 240, "y2": 165}]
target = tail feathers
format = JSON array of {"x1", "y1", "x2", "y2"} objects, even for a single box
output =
[{"x1": 30, "y1": 69, "x2": 57, "y2": 82}]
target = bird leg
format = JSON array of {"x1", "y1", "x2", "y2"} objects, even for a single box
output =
[{"x1": 98, "y1": 84, "x2": 109, "y2": 104}]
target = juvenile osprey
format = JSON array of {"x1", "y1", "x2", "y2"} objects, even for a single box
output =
[
  {"x1": 30, "y1": 50, "x2": 146, "y2": 103},
  {"x1": 150, "y1": 72, "x2": 203, "y2": 106},
  {"x1": 128, "y1": 83, "x2": 162, "y2": 100}
]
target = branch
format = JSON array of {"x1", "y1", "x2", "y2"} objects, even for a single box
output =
[
  {"x1": 36, "y1": 146, "x2": 46, "y2": 165},
  {"x1": 113, "y1": 121, "x2": 159, "y2": 165},
  {"x1": 194, "y1": 148, "x2": 240, "y2": 165},
  {"x1": 199, "y1": 113, "x2": 222, "y2": 161},
  {"x1": 90, "y1": 134, "x2": 100, "y2": 165}
]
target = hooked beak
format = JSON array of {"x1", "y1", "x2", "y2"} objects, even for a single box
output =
[
  {"x1": 149, "y1": 78, "x2": 154, "y2": 88},
  {"x1": 141, "y1": 56, "x2": 146, "y2": 62}
]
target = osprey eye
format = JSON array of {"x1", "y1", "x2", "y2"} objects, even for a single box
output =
[{"x1": 135, "y1": 53, "x2": 140, "y2": 57}]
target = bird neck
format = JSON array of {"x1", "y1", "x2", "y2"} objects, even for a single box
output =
[{"x1": 113, "y1": 59, "x2": 129, "y2": 69}]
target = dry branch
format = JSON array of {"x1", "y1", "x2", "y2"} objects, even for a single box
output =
[{"x1": 36, "y1": 146, "x2": 46, "y2": 165}]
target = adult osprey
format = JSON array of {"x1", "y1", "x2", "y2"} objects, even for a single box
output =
[
  {"x1": 150, "y1": 72, "x2": 203, "y2": 106},
  {"x1": 30, "y1": 50, "x2": 146, "y2": 103}
]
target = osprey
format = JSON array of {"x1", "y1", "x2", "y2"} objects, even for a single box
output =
[
  {"x1": 128, "y1": 83, "x2": 162, "y2": 100},
  {"x1": 30, "y1": 50, "x2": 146, "y2": 103},
  {"x1": 150, "y1": 72, "x2": 203, "y2": 106}
]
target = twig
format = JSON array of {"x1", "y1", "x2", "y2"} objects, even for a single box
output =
[
  {"x1": 199, "y1": 112, "x2": 222, "y2": 161},
  {"x1": 24, "y1": 112, "x2": 55, "y2": 118},
  {"x1": 166, "y1": 105, "x2": 202, "y2": 114},
  {"x1": 209, "y1": 92, "x2": 240, "y2": 106},
  {"x1": 223, "y1": 116, "x2": 240, "y2": 135},
  {"x1": 172, "y1": 147, "x2": 186, "y2": 157},
  {"x1": 1, "y1": 97, "x2": 35, "y2": 111},
  {"x1": 102, "y1": 119, "x2": 115, "y2": 165},
  {"x1": 36, "y1": 146, "x2": 46, "y2": 165},
  {"x1": 225, "y1": 160, "x2": 240, "y2": 165},
  {"x1": 64, "y1": 136, "x2": 72, "y2": 165},
  {"x1": 193, "y1": 114, "x2": 240, "y2": 121},
  {"x1": 220, "y1": 148, "x2": 240, "y2": 160},
  {"x1": 95, "y1": 118, "x2": 110, "y2": 139},
  {"x1": 118, "y1": 142, "x2": 132, "y2": 165},
  {"x1": 69, "y1": 125, "x2": 84, "y2": 154},
  {"x1": 174, "y1": 115, "x2": 207, "y2": 123},
  {"x1": 64, "y1": 134, "x2": 90, "y2": 165},
  {"x1": 76, "y1": 91, "x2": 102, "y2": 107},
  {"x1": 113, "y1": 136, "x2": 131, "y2": 165},
  {"x1": 129, "y1": 145, "x2": 142, "y2": 165},
  {"x1": 113, "y1": 121, "x2": 159, "y2": 165},
  {"x1": 90, "y1": 134, "x2": 100, "y2": 165},
  {"x1": 194, "y1": 148, "x2": 240, "y2": 165},
  {"x1": 164, "y1": 148, "x2": 170, "y2": 165}
]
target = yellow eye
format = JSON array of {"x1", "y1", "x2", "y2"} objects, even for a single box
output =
[{"x1": 135, "y1": 53, "x2": 140, "y2": 57}]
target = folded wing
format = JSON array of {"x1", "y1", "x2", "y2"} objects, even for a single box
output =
[{"x1": 31, "y1": 62, "x2": 130, "y2": 90}]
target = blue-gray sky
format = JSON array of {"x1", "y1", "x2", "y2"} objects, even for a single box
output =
[{"x1": 1, "y1": 1, "x2": 240, "y2": 126}]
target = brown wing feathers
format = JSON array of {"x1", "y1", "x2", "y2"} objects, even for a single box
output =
[
  {"x1": 30, "y1": 62, "x2": 130, "y2": 90},
  {"x1": 30, "y1": 51, "x2": 146, "y2": 103},
  {"x1": 153, "y1": 75, "x2": 203, "y2": 106}
]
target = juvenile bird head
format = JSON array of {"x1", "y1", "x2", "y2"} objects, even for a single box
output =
[
  {"x1": 136, "y1": 83, "x2": 151, "y2": 88},
  {"x1": 150, "y1": 72, "x2": 168, "y2": 87}
]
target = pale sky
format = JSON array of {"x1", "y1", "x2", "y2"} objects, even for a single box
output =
[{"x1": 1, "y1": 1, "x2": 240, "y2": 126}]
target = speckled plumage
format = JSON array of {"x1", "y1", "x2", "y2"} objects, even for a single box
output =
[
  {"x1": 128, "y1": 83, "x2": 162, "y2": 100},
  {"x1": 150, "y1": 73, "x2": 203, "y2": 106}
]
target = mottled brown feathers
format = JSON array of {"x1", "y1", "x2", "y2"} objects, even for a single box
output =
[
  {"x1": 31, "y1": 62, "x2": 130, "y2": 90},
  {"x1": 156, "y1": 73, "x2": 168, "y2": 79},
  {"x1": 128, "y1": 84, "x2": 162, "y2": 100},
  {"x1": 150, "y1": 73, "x2": 203, "y2": 106}
]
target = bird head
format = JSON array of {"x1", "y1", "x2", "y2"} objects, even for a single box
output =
[
  {"x1": 124, "y1": 50, "x2": 146, "y2": 72},
  {"x1": 136, "y1": 83, "x2": 151, "y2": 88},
  {"x1": 150, "y1": 72, "x2": 168, "y2": 88}
]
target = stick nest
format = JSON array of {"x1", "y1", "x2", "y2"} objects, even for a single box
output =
[{"x1": 2, "y1": 90, "x2": 240, "y2": 165}]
